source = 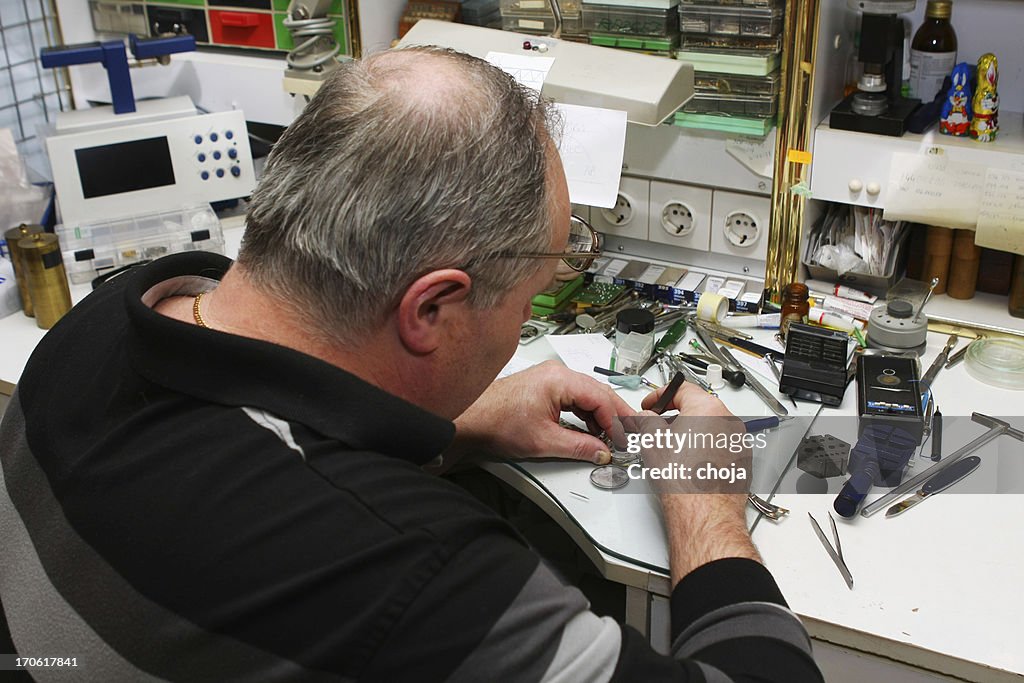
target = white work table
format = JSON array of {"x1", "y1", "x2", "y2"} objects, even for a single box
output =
[{"x1": 2, "y1": 234, "x2": 1022, "y2": 680}]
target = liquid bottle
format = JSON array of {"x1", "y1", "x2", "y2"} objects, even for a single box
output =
[
  {"x1": 909, "y1": 0, "x2": 957, "y2": 101},
  {"x1": 780, "y1": 282, "x2": 809, "y2": 339}
]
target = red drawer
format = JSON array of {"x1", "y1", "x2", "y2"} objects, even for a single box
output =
[{"x1": 209, "y1": 10, "x2": 275, "y2": 49}]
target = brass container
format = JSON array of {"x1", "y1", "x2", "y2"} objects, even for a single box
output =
[
  {"x1": 18, "y1": 232, "x2": 72, "y2": 330},
  {"x1": 4, "y1": 223, "x2": 44, "y2": 317}
]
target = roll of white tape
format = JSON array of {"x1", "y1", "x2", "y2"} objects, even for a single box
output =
[
  {"x1": 706, "y1": 363, "x2": 725, "y2": 390},
  {"x1": 696, "y1": 291, "x2": 728, "y2": 323}
]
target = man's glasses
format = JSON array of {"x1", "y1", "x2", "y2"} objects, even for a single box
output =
[{"x1": 508, "y1": 214, "x2": 602, "y2": 272}]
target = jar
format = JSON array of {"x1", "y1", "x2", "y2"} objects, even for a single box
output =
[
  {"x1": 909, "y1": 0, "x2": 957, "y2": 101},
  {"x1": 780, "y1": 282, "x2": 809, "y2": 339},
  {"x1": 613, "y1": 308, "x2": 655, "y2": 375}
]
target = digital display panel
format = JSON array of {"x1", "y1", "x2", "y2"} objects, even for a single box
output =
[{"x1": 75, "y1": 137, "x2": 175, "y2": 199}]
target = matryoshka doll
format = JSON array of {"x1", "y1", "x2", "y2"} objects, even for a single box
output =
[
  {"x1": 970, "y1": 53, "x2": 999, "y2": 142},
  {"x1": 940, "y1": 62, "x2": 972, "y2": 136}
]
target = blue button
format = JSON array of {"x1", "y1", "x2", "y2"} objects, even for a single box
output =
[
  {"x1": 194, "y1": 135, "x2": 202, "y2": 144},
  {"x1": 225, "y1": 130, "x2": 234, "y2": 140},
  {"x1": 228, "y1": 148, "x2": 237, "y2": 159},
  {"x1": 213, "y1": 151, "x2": 222, "y2": 160},
  {"x1": 216, "y1": 168, "x2": 224, "y2": 178},
  {"x1": 210, "y1": 132, "x2": 219, "y2": 142},
  {"x1": 198, "y1": 153, "x2": 206, "y2": 162},
  {"x1": 231, "y1": 166, "x2": 241, "y2": 177},
  {"x1": 201, "y1": 171, "x2": 209, "y2": 180}
]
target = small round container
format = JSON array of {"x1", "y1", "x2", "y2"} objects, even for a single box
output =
[{"x1": 965, "y1": 338, "x2": 1024, "y2": 390}]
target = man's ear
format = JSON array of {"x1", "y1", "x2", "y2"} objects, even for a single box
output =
[{"x1": 396, "y1": 269, "x2": 473, "y2": 354}]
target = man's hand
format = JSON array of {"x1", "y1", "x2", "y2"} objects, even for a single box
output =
[{"x1": 444, "y1": 360, "x2": 635, "y2": 468}]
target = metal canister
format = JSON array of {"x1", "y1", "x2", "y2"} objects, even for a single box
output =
[
  {"x1": 18, "y1": 232, "x2": 72, "y2": 330},
  {"x1": 4, "y1": 223, "x2": 44, "y2": 317}
]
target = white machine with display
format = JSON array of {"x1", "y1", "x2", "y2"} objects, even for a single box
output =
[{"x1": 45, "y1": 96, "x2": 255, "y2": 228}]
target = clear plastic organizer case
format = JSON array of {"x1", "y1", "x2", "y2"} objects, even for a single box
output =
[
  {"x1": 589, "y1": 32, "x2": 680, "y2": 51},
  {"x1": 680, "y1": 32, "x2": 781, "y2": 53},
  {"x1": 680, "y1": 0, "x2": 783, "y2": 7},
  {"x1": 501, "y1": 11, "x2": 556, "y2": 33},
  {"x1": 500, "y1": 0, "x2": 581, "y2": 12},
  {"x1": 694, "y1": 69, "x2": 780, "y2": 96},
  {"x1": 679, "y1": 4, "x2": 782, "y2": 37},
  {"x1": 582, "y1": 4, "x2": 679, "y2": 37},
  {"x1": 682, "y1": 93, "x2": 778, "y2": 118},
  {"x1": 57, "y1": 205, "x2": 225, "y2": 284}
]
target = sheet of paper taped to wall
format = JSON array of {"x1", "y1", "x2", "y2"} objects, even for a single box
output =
[
  {"x1": 975, "y1": 167, "x2": 1024, "y2": 255},
  {"x1": 554, "y1": 103, "x2": 627, "y2": 209},
  {"x1": 725, "y1": 129, "x2": 776, "y2": 179},
  {"x1": 882, "y1": 152, "x2": 986, "y2": 229}
]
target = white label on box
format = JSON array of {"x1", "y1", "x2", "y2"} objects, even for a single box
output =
[
  {"x1": 704, "y1": 276, "x2": 725, "y2": 294},
  {"x1": 520, "y1": 0, "x2": 546, "y2": 7},
  {"x1": 637, "y1": 265, "x2": 666, "y2": 284},
  {"x1": 676, "y1": 271, "x2": 706, "y2": 291},
  {"x1": 518, "y1": 18, "x2": 546, "y2": 30}
]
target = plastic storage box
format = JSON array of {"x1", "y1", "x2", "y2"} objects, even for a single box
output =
[
  {"x1": 694, "y1": 69, "x2": 780, "y2": 96},
  {"x1": 679, "y1": 4, "x2": 782, "y2": 37},
  {"x1": 501, "y1": 0, "x2": 581, "y2": 11},
  {"x1": 683, "y1": 92, "x2": 777, "y2": 117},
  {"x1": 57, "y1": 205, "x2": 225, "y2": 284},
  {"x1": 680, "y1": 32, "x2": 781, "y2": 52},
  {"x1": 583, "y1": 4, "x2": 679, "y2": 36}
]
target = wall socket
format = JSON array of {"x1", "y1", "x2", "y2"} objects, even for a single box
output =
[
  {"x1": 647, "y1": 179, "x2": 712, "y2": 251},
  {"x1": 710, "y1": 190, "x2": 770, "y2": 261},
  {"x1": 590, "y1": 175, "x2": 649, "y2": 241}
]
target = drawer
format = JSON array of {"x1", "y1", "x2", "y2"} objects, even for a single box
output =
[{"x1": 209, "y1": 10, "x2": 275, "y2": 49}]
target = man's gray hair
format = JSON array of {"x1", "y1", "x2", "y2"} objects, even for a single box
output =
[{"x1": 238, "y1": 47, "x2": 560, "y2": 341}]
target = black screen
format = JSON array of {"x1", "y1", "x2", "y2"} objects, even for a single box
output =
[{"x1": 75, "y1": 137, "x2": 175, "y2": 199}]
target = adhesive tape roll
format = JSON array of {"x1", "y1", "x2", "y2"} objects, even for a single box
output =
[{"x1": 696, "y1": 291, "x2": 728, "y2": 323}]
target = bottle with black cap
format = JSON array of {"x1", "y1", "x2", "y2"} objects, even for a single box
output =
[{"x1": 613, "y1": 308, "x2": 655, "y2": 375}]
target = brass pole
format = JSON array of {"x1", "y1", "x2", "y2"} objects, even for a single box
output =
[{"x1": 766, "y1": 0, "x2": 822, "y2": 305}]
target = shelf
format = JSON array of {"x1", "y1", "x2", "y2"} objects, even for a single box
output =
[
  {"x1": 926, "y1": 290, "x2": 1024, "y2": 337},
  {"x1": 810, "y1": 110, "x2": 1024, "y2": 209}
]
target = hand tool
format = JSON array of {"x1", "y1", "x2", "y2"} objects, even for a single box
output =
[
  {"x1": 638, "y1": 318, "x2": 688, "y2": 376},
  {"x1": 861, "y1": 413, "x2": 1024, "y2": 517},
  {"x1": 592, "y1": 366, "x2": 659, "y2": 391},
  {"x1": 748, "y1": 494, "x2": 789, "y2": 520},
  {"x1": 930, "y1": 408, "x2": 943, "y2": 462},
  {"x1": 650, "y1": 371, "x2": 686, "y2": 415},
  {"x1": 715, "y1": 342, "x2": 790, "y2": 417},
  {"x1": 766, "y1": 356, "x2": 798, "y2": 409},
  {"x1": 717, "y1": 336, "x2": 785, "y2": 363},
  {"x1": 675, "y1": 353, "x2": 745, "y2": 388},
  {"x1": 920, "y1": 334, "x2": 958, "y2": 399},
  {"x1": 913, "y1": 276, "x2": 940, "y2": 322},
  {"x1": 944, "y1": 339, "x2": 976, "y2": 369},
  {"x1": 885, "y1": 455, "x2": 980, "y2": 517},
  {"x1": 809, "y1": 512, "x2": 853, "y2": 589},
  {"x1": 695, "y1": 319, "x2": 752, "y2": 341},
  {"x1": 668, "y1": 356, "x2": 717, "y2": 396}
]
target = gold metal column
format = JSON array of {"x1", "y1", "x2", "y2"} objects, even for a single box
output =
[{"x1": 766, "y1": 0, "x2": 822, "y2": 304}]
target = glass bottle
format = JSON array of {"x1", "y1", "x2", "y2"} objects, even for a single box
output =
[
  {"x1": 780, "y1": 282, "x2": 809, "y2": 339},
  {"x1": 909, "y1": 0, "x2": 957, "y2": 101}
]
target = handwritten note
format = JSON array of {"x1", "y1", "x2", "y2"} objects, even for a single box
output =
[
  {"x1": 975, "y1": 168, "x2": 1024, "y2": 255},
  {"x1": 484, "y1": 52, "x2": 554, "y2": 92},
  {"x1": 546, "y1": 333, "x2": 617, "y2": 385},
  {"x1": 882, "y1": 153, "x2": 986, "y2": 229},
  {"x1": 725, "y1": 129, "x2": 776, "y2": 178},
  {"x1": 554, "y1": 103, "x2": 627, "y2": 209}
]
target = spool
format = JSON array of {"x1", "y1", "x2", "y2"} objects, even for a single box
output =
[
  {"x1": 946, "y1": 229, "x2": 981, "y2": 300},
  {"x1": 19, "y1": 233, "x2": 72, "y2": 330},
  {"x1": 4, "y1": 223, "x2": 44, "y2": 317},
  {"x1": 922, "y1": 227, "x2": 953, "y2": 295},
  {"x1": 696, "y1": 291, "x2": 728, "y2": 323}
]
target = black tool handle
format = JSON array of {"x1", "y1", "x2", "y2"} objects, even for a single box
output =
[
  {"x1": 651, "y1": 372, "x2": 686, "y2": 415},
  {"x1": 922, "y1": 455, "x2": 979, "y2": 495},
  {"x1": 678, "y1": 354, "x2": 745, "y2": 388},
  {"x1": 930, "y1": 410, "x2": 943, "y2": 462}
]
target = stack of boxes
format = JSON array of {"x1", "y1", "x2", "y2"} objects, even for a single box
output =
[{"x1": 675, "y1": 0, "x2": 784, "y2": 136}]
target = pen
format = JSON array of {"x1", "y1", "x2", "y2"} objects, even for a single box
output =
[{"x1": 931, "y1": 409, "x2": 943, "y2": 462}]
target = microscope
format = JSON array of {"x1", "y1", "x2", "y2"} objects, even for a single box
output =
[{"x1": 830, "y1": 0, "x2": 921, "y2": 137}]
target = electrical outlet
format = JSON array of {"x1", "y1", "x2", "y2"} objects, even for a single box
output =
[
  {"x1": 589, "y1": 176, "x2": 649, "y2": 241},
  {"x1": 710, "y1": 190, "x2": 770, "y2": 261},
  {"x1": 723, "y1": 211, "x2": 759, "y2": 248},
  {"x1": 599, "y1": 193, "x2": 635, "y2": 226},
  {"x1": 661, "y1": 201, "x2": 694, "y2": 237},
  {"x1": 648, "y1": 180, "x2": 712, "y2": 251}
]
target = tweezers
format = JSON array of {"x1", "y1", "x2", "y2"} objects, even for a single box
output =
[
  {"x1": 809, "y1": 512, "x2": 854, "y2": 589},
  {"x1": 748, "y1": 494, "x2": 788, "y2": 520}
]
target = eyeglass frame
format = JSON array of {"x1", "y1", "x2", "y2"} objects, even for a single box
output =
[{"x1": 504, "y1": 214, "x2": 602, "y2": 273}]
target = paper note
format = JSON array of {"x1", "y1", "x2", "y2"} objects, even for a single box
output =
[
  {"x1": 484, "y1": 52, "x2": 554, "y2": 92},
  {"x1": 554, "y1": 103, "x2": 627, "y2": 209},
  {"x1": 497, "y1": 355, "x2": 537, "y2": 379},
  {"x1": 546, "y1": 333, "x2": 617, "y2": 385},
  {"x1": 975, "y1": 168, "x2": 1024, "y2": 255},
  {"x1": 725, "y1": 129, "x2": 775, "y2": 178},
  {"x1": 882, "y1": 153, "x2": 986, "y2": 229}
]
